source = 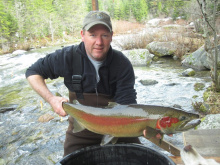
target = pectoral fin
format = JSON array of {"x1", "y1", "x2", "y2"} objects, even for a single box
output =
[
  {"x1": 144, "y1": 127, "x2": 164, "y2": 145},
  {"x1": 144, "y1": 127, "x2": 160, "y2": 139},
  {"x1": 101, "y1": 135, "x2": 118, "y2": 146},
  {"x1": 72, "y1": 119, "x2": 85, "y2": 133}
]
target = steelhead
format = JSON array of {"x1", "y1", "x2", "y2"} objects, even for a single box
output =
[{"x1": 63, "y1": 101, "x2": 201, "y2": 145}]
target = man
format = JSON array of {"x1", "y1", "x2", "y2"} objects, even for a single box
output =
[{"x1": 26, "y1": 11, "x2": 141, "y2": 156}]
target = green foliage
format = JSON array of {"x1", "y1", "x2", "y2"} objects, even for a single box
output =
[
  {"x1": 0, "y1": 1, "x2": 18, "y2": 40},
  {"x1": 133, "y1": 0, "x2": 148, "y2": 22},
  {"x1": 145, "y1": 0, "x2": 188, "y2": 19},
  {"x1": 97, "y1": 0, "x2": 148, "y2": 22},
  {"x1": 85, "y1": 0, "x2": 92, "y2": 11},
  {"x1": 0, "y1": 0, "x2": 87, "y2": 49},
  {"x1": 0, "y1": 0, "x2": 193, "y2": 51}
]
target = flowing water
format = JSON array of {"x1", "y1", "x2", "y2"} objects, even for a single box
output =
[{"x1": 0, "y1": 45, "x2": 219, "y2": 164}]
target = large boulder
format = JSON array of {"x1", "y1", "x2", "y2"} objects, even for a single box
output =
[
  {"x1": 182, "y1": 45, "x2": 220, "y2": 70},
  {"x1": 12, "y1": 50, "x2": 27, "y2": 55},
  {"x1": 146, "y1": 41, "x2": 178, "y2": 57},
  {"x1": 122, "y1": 49, "x2": 154, "y2": 66},
  {"x1": 147, "y1": 17, "x2": 173, "y2": 27}
]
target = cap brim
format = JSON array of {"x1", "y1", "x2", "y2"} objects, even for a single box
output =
[{"x1": 84, "y1": 21, "x2": 112, "y2": 32}]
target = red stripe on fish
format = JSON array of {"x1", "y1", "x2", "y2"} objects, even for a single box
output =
[{"x1": 79, "y1": 111, "x2": 149, "y2": 126}]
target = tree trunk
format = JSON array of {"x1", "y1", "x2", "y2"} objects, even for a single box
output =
[
  {"x1": 197, "y1": 0, "x2": 220, "y2": 91},
  {"x1": 92, "y1": 0, "x2": 99, "y2": 11}
]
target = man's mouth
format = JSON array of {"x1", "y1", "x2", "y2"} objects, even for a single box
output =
[{"x1": 94, "y1": 48, "x2": 103, "y2": 51}]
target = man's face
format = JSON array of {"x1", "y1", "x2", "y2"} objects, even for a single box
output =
[{"x1": 81, "y1": 24, "x2": 113, "y2": 61}]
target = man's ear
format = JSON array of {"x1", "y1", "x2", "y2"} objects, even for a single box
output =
[
  {"x1": 81, "y1": 30, "x2": 84, "y2": 42},
  {"x1": 111, "y1": 31, "x2": 113, "y2": 42}
]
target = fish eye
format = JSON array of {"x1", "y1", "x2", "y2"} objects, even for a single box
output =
[{"x1": 179, "y1": 116, "x2": 186, "y2": 121}]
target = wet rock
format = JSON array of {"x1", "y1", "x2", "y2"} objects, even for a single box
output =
[
  {"x1": 140, "y1": 79, "x2": 158, "y2": 86},
  {"x1": 165, "y1": 83, "x2": 180, "y2": 86},
  {"x1": 0, "y1": 159, "x2": 5, "y2": 164},
  {"x1": 147, "y1": 41, "x2": 178, "y2": 57},
  {"x1": 19, "y1": 143, "x2": 39, "y2": 153},
  {"x1": 173, "y1": 104, "x2": 182, "y2": 109},
  {"x1": 122, "y1": 49, "x2": 154, "y2": 66},
  {"x1": 17, "y1": 154, "x2": 53, "y2": 165},
  {"x1": 182, "y1": 68, "x2": 195, "y2": 77},
  {"x1": 0, "y1": 104, "x2": 18, "y2": 113},
  {"x1": 12, "y1": 50, "x2": 27, "y2": 55},
  {"x1": 182, "y1": 45, "x2": 220, "y2": 70},
  {"x1": 38, "y1": 114, "x2": 55, "y2": 122},
  {"x1": 194, "y1": 83, "x2": 205, "y2": 91},
  {"x1": 197, "y1": 114, "x2": 220, "y2": 129}
]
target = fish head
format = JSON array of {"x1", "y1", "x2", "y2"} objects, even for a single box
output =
[{"x1": 157, "y1": 110, "x2": 201, "y2": 134}]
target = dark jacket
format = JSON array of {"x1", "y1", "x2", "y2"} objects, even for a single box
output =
[{"x1": 25, "y1": 42, "x2": 136, "y2": 104}]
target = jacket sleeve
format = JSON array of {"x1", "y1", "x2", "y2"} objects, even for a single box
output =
[
  {"x1": 25, "y1": 46, "x2": 74, "y2": 79},
  {"x1": 113, "y1": 52, "x2": 137, "y2": 105}
]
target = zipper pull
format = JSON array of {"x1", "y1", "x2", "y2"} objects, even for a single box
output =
[
  {"x1": 95, "y1": 87, "x2": 98, "y2": 106},
  {"x1": 95, "y1": 87, "x2": 98, "y2": 96}
]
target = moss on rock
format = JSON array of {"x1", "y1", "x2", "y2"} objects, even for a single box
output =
[{"x1": 194, "y1": 83, "x2": 205, "y2": 91}]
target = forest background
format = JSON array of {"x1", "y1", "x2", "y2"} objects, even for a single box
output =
[{"x1": 0, "y1": 0, "x2": 201, "y2": 55}]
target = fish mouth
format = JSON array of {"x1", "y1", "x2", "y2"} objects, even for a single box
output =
[{"x1": 175, "y1": 119, "x2": 201, "y2": 132}]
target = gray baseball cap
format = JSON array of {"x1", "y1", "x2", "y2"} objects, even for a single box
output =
[{"x1": 83, "y1": 11, "x2": 112, "y2": 32}]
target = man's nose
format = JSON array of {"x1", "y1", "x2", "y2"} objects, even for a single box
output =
[{"x1": 96, "y1": 36, "x2": 103, "y2": 45}]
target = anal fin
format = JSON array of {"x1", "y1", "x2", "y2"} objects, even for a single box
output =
[{"x1": 101, "y1": 135, "x2": 118, "y2": 146}]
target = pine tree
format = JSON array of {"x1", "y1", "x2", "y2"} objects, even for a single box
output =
[{"x1": 0, "y1": 1, "x2": 18, "y2": 41}]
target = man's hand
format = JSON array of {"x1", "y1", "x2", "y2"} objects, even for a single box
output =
[
  {"x1": 48, "y1": 95, "x2": 68, "y2": 117},
  {"x1": 143, "y1": 129, "x2": 163, "y2": 139},
  {"x1": 27, "y1": 75, "x2": 68, "y2": 117},
  {"x1": 143, "y1": 127, "x2": 173, "y2": 140}
]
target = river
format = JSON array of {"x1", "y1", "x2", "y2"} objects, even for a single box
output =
[{"x1": 0, "y1": 45, "x2": 219, "y2": 164}]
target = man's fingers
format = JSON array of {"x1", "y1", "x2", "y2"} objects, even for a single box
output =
[
  {"x1": 143, "y1": 129, "x2": 147, "y2": 137},
  {"x1": 59, "y1": 110, "x2": 67, "y2": 117},
  {"x1": 143, "y1": 128, "x2": 173, "y2": 140}
]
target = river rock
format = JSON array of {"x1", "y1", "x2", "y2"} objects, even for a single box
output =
[
  {"x1": 182, "y1": 68, "x2": 195, "y2": 77},
  {"x1": 147, "y1": 17, "x2": 173, "y2": 27},
  {"x1": 194, "y1": 83, "x2": 205, "y2": 91},
  {"x1": 182, "y1": 45, "x2": 220, "y2": 70},
  {"x1": 12, "y1": 50, "x2": 27, "y2": 55},
  {"x1": 38, "y1": 113, "x2": 55, "y2": 122},
  {"x1": 0, "y1": 104, "x2": 18, "y2": 113},
  {"x1": 140, "y1": 79, "x2": 158, "y2": 86},
  {"x1": 122, "y1": 49, "x2": 154, "y2": 66},
  {"x1": 146, "y1": 41, "x2": 178, "y2": 57}
]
